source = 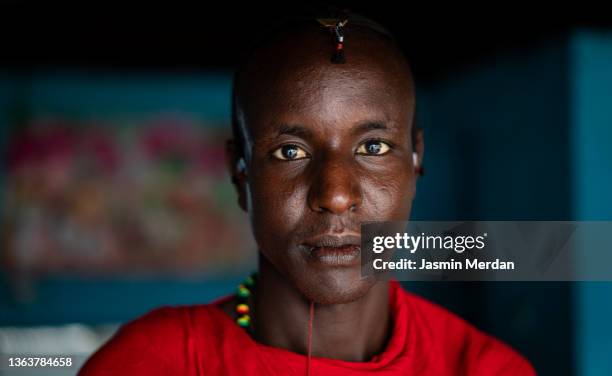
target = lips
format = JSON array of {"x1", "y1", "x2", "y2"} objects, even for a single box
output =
[{"x1": 302, "y1": 234, "x2": 361, "y2": 266}]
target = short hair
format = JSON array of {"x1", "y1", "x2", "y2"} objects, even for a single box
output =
[{"x1": 231, "y1": 6, "x2": 410, "y2": 159}]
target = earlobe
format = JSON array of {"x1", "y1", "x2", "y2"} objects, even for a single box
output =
[
  {"x1": 235, "y1": 159, "x2": 249, "y2": 211},
  {"x1": 225, "y1": 139, "x2": 249, "y2": 211},
  {"x1": 413, "y1": 152, "x2": 424, "y2": 176},
  {"x1": 413, "y1": 128, "x2": 425, "y2": 176},
  {"x1": 236, "y1": 158, "x2": 246, "y2": 174},
  {"x1": 234, "y1": 158, "x2": 249, "y2": 211}
]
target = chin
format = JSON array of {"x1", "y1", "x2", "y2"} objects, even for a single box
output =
[{"x1": 294, "y1": 267, "x2": 378, "y2": 305}]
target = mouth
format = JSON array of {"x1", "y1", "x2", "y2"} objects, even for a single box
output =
[{"x1": 301, "y1": 234, "x2": 361, "y2": 267}]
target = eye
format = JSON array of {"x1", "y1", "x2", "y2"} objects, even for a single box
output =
[
  {"x1": 272, "y1": 144, "x2": 309, "y2": 161},
  {"x1": 356, "y1": 140, "x2": 391, "y2": 156}
]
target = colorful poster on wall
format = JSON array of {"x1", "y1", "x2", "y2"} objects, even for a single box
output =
[{"x1": 2, "y1": 76, "x2": 256, "y2": 277}]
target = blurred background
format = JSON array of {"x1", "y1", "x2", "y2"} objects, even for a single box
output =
[{"x1": 1, "y1": 2, "x2": 611, "y2": 375}]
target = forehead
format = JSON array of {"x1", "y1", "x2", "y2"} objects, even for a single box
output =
[{"x1": 237, "y1": 27, "x2": 415, "y2": 135}]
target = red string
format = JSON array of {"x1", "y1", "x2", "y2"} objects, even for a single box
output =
[{"x1": 306, "y1": 301, "x2": 314, "y2": 376}]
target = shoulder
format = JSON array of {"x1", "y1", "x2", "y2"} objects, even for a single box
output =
[
  {"x1": 118, "y1": 305, "x2": 199, "y2": 336},
  {"x1": 78, "y1": 305, "x2": 215, "y2": 375},
  {"x1": 104, "y1": 305, "x2": 199, "y2": 349},
  {"x1": 393, "y1": 283, "x2": 536, "y2": 375}
]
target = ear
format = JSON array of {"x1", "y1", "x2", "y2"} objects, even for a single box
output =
[
  {"x1": 412, "y1": 127, "x2": 424, "y2": 176},
  {"x1": 225, "y1": 139, "x2": 248, "y2": 211}
]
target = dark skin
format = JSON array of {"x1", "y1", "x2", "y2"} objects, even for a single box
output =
[{"x1": 222, "y1": 25, "x2": 424, "y2": 362}]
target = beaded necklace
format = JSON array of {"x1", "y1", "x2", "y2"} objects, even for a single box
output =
[{"x1": 235, "y1": 272, "x2": 257, "y2": 331}]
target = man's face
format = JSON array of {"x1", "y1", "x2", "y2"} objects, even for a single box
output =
[{"x1": 230, "y1": 30, "x2": 421, "y2": 304}]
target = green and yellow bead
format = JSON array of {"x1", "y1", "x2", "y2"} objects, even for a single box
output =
[
  {"x1": 237, "y1": 284, "x2": 250, "y2": 298},
  {"x1": 237, "y1": 314, "x2": 251, "y2": 327}
]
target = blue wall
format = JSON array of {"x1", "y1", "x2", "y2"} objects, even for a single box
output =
[
  {"x1": 409, "y1": 35, "x2": 573, "y2": 376},
  {"x1": 571, "y1": 31, "x2": 612, "y2": 376},
  {"x1": 406, "y1": 29, "x2": 612, "y2": 376},
  {"x1": 0, "y1": 72, "x2": 232, "y2": 122}
]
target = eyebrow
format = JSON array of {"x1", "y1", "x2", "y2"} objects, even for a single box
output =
[
  {"x1": 275, "y1": 124, "x2": 313, "y2": 138},
  {"x1": 351, "y1": 121, "x2": 389, "y2": 135}
]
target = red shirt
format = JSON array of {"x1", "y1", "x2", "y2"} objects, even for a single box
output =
[{"x1": 79, "y1": 281, "x2": 535, "y2": 375}]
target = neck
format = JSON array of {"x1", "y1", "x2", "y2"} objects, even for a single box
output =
[{"x1": 253, "y1": 255, "x2": 391, "y2": 362}]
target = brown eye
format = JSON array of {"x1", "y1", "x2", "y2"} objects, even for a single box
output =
[
  {"x1": 272, "y1": 144, "x2": 308, "y2": 160},
  {"x1": 356, "y1": 140, "x2": 391, "y2": 155}
]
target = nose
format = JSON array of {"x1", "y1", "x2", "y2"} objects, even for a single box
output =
[{"x1": 307, "y1": 155, "x2": 362, "y2": 215}]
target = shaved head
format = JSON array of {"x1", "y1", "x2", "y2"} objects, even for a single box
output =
[{"x1": 232, "y1": 16, "x2": 416, "y2": 161}]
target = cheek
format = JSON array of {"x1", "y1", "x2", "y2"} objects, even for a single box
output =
[
  {"x1": 248, "y1": 170, "x2": 308, "y2": 247},
  {"x1": 361, "y1": 168, "x2": 415, "y2": 221}
]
